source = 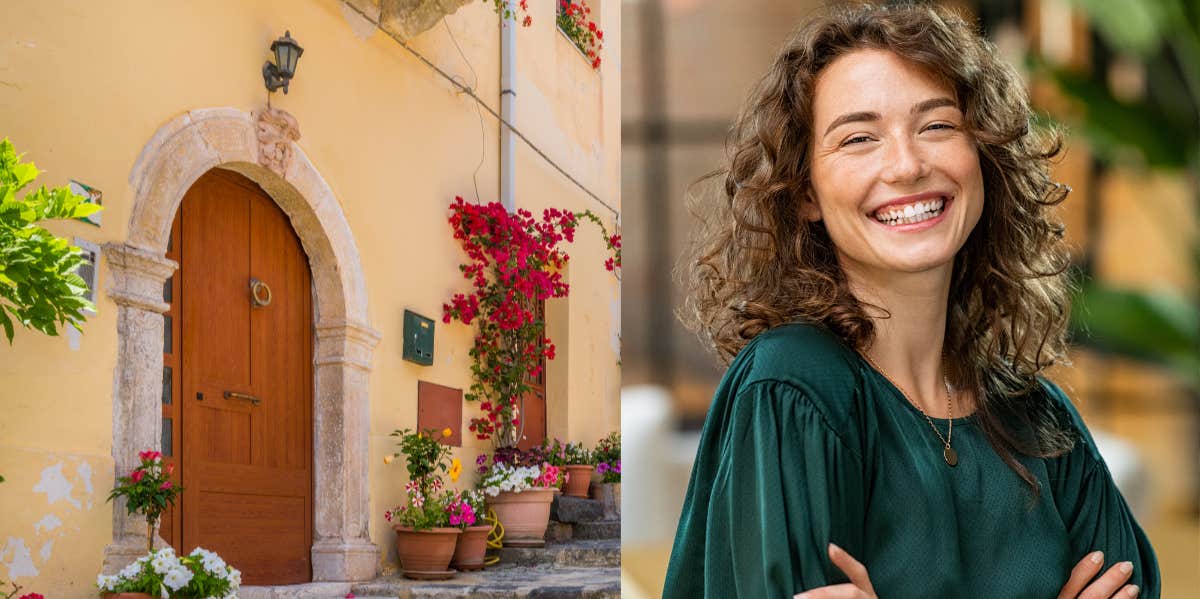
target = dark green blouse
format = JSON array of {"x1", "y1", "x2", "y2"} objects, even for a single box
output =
[{"x1": 664, "y1": 322, "x2": 1160, "y2": 598}]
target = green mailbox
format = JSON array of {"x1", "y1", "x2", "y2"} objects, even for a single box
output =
[{"x1": 402, "y1": 310, "x2": 435, "y2": 366}]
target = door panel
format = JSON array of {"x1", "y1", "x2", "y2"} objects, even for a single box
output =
[
  {"x1": 517, "y1": 300, "x2": 548, "y2": 451},
  {"x1": 179, "y1": 169, "x2": 313, "y2": 585}
]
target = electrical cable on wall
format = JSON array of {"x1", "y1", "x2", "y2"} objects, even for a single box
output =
[{"x1": 342, "y1": 0, "x2": 618, "y2": 217}]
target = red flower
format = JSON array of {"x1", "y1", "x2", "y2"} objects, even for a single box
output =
[
  {"x1": 522, "y1": 15, "x2": 532, "y2": 27},
  {"x1": 130, "y1": 469, "x2": 145, "y2": 483},
  {"x1": 19, "y1": 594, "x2": 45, "y2": 599},
  {"x1": 588, "y1": 21, "x2": 597, "y2": 32}
]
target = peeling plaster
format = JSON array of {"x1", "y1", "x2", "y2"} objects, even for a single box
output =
[
  {"x1": 32, "y1": 462, "x2": 80, "y2": 509},
  {"x1": 33, "y1": 514, "x2": 62, "y2": 535},
  {"x1": 1, "y1": 537, "x2": 39, "y2": 578},
  {"x1": 77, "y1": 460, "x2": 94, "y2": 509},
  {"x1": 38, "y1": 540, "x2": 52, "y2": 562}
]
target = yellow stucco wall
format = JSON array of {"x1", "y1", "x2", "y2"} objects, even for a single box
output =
[{"x1": 0, "y1": 0, "x2": 620, "y2": 594}]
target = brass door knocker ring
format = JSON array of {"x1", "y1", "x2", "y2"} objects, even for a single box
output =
[{"x1": 250, "y1": 278, "x2": 272, "y2": 307}]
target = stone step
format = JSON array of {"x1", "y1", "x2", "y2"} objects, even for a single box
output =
[
  {"x1": 499, "y1": 539, "x2": 620, "y2": 568},
  {"x1": 549, "y1": 495, "x2": 604, "y2": 524},
  {"x1": 349, "y1": 565, "x2": 620, "y2": 598},
  {"x1": 570, "y1": 520, "x2": 620, "y2": 540},
  {"x1": 545, "y1": 520, "x2": 574, "y2": 543}
]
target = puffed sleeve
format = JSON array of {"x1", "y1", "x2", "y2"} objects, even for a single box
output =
[
  {"x1": 664, "y1": 380, "x2": 868, "y2": 598},
  {"x1": 1043, "y1": 380, "x2": 1161, "y2": 596}
]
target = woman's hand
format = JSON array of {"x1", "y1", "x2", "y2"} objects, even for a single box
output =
[
  {"x1": 1058, "y1": 551, "x2": 1139, "y2": 598},
  {"x1": 792, "y1": 546, "x2": 1139, "y2": 599},
  {"x1": 793, "y1": 544, "x2": 877, "y2": 599}
]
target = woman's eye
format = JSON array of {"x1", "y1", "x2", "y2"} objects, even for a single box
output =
[
  {"x1": 924, "y1": 123, "x2": 956, "y2": 132},
  {"x1": 841, "y1": 135, "x2": 872, "y2": 146}
]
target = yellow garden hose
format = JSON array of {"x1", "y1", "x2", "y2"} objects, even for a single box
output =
[{"x1": 484, "y1": 507, "x2": 504, "y2": 566}]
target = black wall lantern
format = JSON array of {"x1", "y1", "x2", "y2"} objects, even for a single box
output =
[{"x1": 262, "y1": 30, "x2": 303, "y2": 94}]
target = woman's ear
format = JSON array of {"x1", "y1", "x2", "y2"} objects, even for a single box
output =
[{"x1": 800, "y1": 190, "x2": 822, "y2": 222}]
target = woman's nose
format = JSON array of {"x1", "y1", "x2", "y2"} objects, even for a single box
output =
[{"x1": 881, "y1": 135, "x2": 931, "y2": 184}]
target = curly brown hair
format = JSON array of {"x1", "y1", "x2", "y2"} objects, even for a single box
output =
[{"x1": 679, "y1": 2, "x2": 1078, "y2": 495}]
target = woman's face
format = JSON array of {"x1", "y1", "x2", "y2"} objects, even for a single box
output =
[{"x1": 805, "y1": 49, "x2": 984, "y2": 279}]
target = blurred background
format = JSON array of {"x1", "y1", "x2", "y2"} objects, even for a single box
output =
[{"x1": 617, "y1": 0, "x2": 1199, "y2": 597}]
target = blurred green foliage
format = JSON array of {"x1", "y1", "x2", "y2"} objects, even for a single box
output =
[{"x1": 1032, "y1": 1, "x2": 1199, "y2": 393}]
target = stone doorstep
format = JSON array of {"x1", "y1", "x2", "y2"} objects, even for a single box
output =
[
  {"x1": 239, "y1": 582, "x2": 353, "y2": 599},
  {"x1": 545, "y1": 519, "x2": 621, "y2": 542},
  {"x1": 350, "y1": 565, "x2": 621, "y2": 599},
  {"x1": 570, "y1": 520, "x2": 620, "y2": 540},
  {"x1": 545, "y1": 520, "x2": 574, "y2": 543},
  {"x1": 549, "y1": 496, "x2": 604, "y2": 524},
  {"x1": 499, "y1": 539, "x2": 620, "y2": 568}
]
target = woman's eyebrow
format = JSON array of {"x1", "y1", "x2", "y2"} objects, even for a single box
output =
[{"x1": 822, "y1": 97, "x2": 959, "y2": 137}]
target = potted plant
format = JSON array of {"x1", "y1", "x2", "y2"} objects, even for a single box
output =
[
  {"x1": 384, "y1": 428, "x2": 463, "y2": 579},
  {"x1": 591, "y1": 431, "x2": 621, "y2": 518},
  {"x1": 448, "y1": 488, "x2": 490, "y2": 571},
  {"x1": 556, "y1": 0, "x2": 605, "y2": 69},
  {"x1": 95, "y1": 547, "x2": 240, "y2": 599},
  {"x1": 477, "y1": 450, "x2": 563, "y2": 547},
  {"x1": 106, "y1": 450, "x2": 183, "y2": 554},
  {"x1": 560, "y1": 441, "x2": 594, "y2": 499}
]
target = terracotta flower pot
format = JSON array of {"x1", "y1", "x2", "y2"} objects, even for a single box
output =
[
  {"x1": 563, "y1": 464, "x2": 595, "y2": 498},
  {"x1": 592, "y1": 481, "x2": 622, "y2": 519},
  {"x1": 450, "y1": 524, "x2": 492, "y2": 571},
  {"x1": 487, "y1": 487, "x2": 556, "y2": 547},
  {"x1": 393, "y1": 525, "x2": 462, "y2": 579}
]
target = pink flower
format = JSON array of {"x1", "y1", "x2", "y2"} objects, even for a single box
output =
[
  {"x1": 346, "y1": 593, "x2": 356, "y2": 599},
  {"x1": 384, "y1": 510, "x2": 392, "y2": 522},
  {"x1": 19, "y1": 593, "x2": 45, "y2": 599},
  {"x1": 159, "y1": 481, "x2": 172, "y2": 491},
  {"x1": 130, "y1": 469, "x2": 145, "y2": 483},
  {"x1": 138, "y1": 450, "x2": 162, "y2": 462}
]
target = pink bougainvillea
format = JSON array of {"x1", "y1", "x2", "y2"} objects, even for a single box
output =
[{"x1": 442, "y1": 197, "x2": 618, "y2": 445}]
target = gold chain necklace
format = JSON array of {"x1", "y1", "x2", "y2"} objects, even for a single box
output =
[{"x1": 862, "y1": 354, "x2": 958, "y2": 467}]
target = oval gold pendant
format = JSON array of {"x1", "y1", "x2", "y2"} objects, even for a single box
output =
[{"x1": 944, "y1": 446, "x2": 958, "y2": 467}]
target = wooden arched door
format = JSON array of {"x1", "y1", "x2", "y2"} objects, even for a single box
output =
[{"x1": 165, "y1": 168, "x2": 313, "y2": 584}]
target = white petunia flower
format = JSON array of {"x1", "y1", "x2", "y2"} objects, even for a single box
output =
[
  {"x1": 163, "y1": 565, "x2": 194, "y2": 591},
  {"x1": 151, "y1": 553, "x2": 177, "y2": 575},
  {"x1": 119, "y1": 561, "x2": 143, "y2": 580},
  {"x1": 201, "y1": 552, "x2": 227, "y2": 574},
  {"x1": 96, "y1": 574, "x2": 118, "y2": 591}
]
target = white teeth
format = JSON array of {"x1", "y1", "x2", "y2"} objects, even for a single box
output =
[{"x1": 873, "y1": 197, "x2": 946, "y2": 225}]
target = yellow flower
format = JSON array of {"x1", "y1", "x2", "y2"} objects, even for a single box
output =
[
  {"x1": 442, "y1": 427, "x2": 453, "y2": 438},
  {"x1": 449, "y1": 458, "x2": 462, "y2": 482},
  {"x1": 383, "y1": 454, "x2": 395, "y2": 465}
]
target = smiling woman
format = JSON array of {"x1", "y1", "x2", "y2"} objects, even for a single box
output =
[{"x1": 666, "y1": 3, "x2": 1159, "y2": 599}]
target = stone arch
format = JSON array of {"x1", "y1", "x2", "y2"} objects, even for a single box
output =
[{"x1": 102, "y1": 108, "x2": 379, "y2": 581}]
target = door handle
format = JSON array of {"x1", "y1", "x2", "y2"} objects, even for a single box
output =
[
  {"x1": 223, "y1": 391, "x2": 261, "y2": 406},
  {"x1": 249, "y1": 278, "x2": 272, "y2": 307}
]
